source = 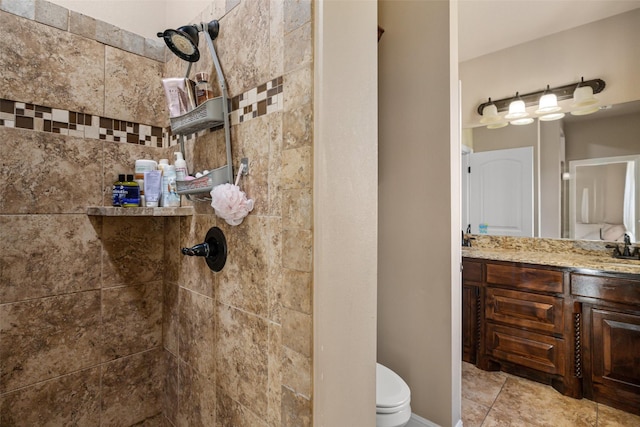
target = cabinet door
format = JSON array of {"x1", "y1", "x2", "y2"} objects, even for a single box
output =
[
  {"x1": 463, "y1": 284, "x2": 479, "y2": 363},
  {"x1": 587, "y1": 306, "x2": 640, "y2": 415}
]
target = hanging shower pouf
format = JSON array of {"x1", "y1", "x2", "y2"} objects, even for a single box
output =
[{"x1": 210, "y1": 162, "x2": 254, "y2": 225}]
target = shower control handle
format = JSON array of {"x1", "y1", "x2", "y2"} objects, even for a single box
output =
[{"x1": 181, "y1": 243, "x2": 209, "y2": 257}]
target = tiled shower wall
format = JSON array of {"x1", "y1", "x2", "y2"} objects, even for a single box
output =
[{"x1": 0, "y1": 0, "x2": 313, "y2": 425}]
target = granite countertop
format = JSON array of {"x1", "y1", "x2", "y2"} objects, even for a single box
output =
[{"x1": 461, "y1": 235, "x2": 640, "y2": 275}]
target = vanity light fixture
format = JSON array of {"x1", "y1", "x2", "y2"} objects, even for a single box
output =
[{"x1": 477, "y1": 77, "x2": 606, "y2": 127}]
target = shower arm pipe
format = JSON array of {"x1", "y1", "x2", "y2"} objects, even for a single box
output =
[{"x1": 202, "y1": 21, "x2": 233, "y2": 185}]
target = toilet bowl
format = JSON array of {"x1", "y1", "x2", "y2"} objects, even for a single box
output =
[{"x1": 376, "y1": 363, "x2": 411, "y2": 427}]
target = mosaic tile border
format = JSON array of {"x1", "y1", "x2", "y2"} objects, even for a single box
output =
[
  {"x1": 1, "y1": 76, "x2": 285, "y2": 148},
  {"x1": 0, "y1": 99, "x2": 166, "y2": 147}
]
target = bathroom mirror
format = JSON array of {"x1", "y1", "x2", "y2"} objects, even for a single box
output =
[{"x1": 463, "y1": 100, "x2": 640, "y2": 242}]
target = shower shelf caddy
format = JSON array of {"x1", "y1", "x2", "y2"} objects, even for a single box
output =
[{"x1": 171, "y1": 21, "x2": 234, "y2": 202}]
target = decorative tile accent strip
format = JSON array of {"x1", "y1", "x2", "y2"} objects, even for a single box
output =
[
  {"x1": 230, "y1": 76, "x2": 283, "y2": 126},
  {"x1": 0, "y1": 98, "x2": 167, "y2": 147},
  {"x1": 2, "y1": 77, "x2": 285, "y2": 148}
]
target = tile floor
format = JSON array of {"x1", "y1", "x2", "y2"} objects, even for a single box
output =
[{"x1": 462, "y1": 362, "x2": 640, "y2": 427}]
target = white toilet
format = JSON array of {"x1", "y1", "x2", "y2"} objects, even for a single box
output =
[{"x1": 376, "y1": 363, "x2": 412, "y2": 427}]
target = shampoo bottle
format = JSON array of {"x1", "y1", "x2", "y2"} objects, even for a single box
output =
[
  {"x1": 174, "y1": 152, "x2": 188, "y2": 181},
  {"x1": 162, "y1": 165, "x2": 180, "y2": 207}
]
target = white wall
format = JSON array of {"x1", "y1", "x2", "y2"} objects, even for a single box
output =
[
  {"x1": 378, "y1": 1, "x2": 460, "y2": 425},
  {"x1": 313, "y1": 1, "x2": 379, "y2": 425},
  {"x1": 460, "y1": 9, "x2": 640, "y2": 128},
  {"x1": 47, "y1": 0, "x2": 212, "y2": 39}
]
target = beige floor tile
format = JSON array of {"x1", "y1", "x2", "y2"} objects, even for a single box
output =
[
  {"x1": 462, "y1": 362, "x2": 508, "y2": 407},
  {"x1": 462, "y1": 396, "x2": 490, "y2": 427},
  {"x1": 487, "y1": 376, "x2": 597, "y2": 427},
  {"x1": 597, "y1": 403, "x2": 640, "y2": 427}
]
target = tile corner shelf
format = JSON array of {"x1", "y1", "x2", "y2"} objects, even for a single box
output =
[{"x1": 86, "y1": 206, "x2": 194, "y2": 217}]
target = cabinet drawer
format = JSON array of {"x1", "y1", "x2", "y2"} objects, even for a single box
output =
[
  {"x1": 571, "y1": 273, "x2": 640, "y2": 306},
  {"x1": 463, "y1": 259, "x2": 482, "y2": 282},
  {"x1": 486, "y1": 288, "x2": 564, "y2": 335},
  {"x1": 486, "y1": 263, "x2": 564, "y2": 294},
  {"x1": 486, "y1": 323, "x2": 565, "y2": 375}
]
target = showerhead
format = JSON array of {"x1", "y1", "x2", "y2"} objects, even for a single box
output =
[
  {"x1": 157, "y1": 25, "x2": 200, "y2": 62},
  {"x1": 157, "y1": 20, "x2": 220, "y2": 63}
]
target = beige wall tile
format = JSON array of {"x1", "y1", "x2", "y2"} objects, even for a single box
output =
[
  {"x1": 0, "y1": 214, "x2": 101, "y2": 303},
  {"x1": 283, "y1": 64, "x2": 313, "y2": 111},
  {"x1": 284, "y1": 0, "x2": 312, "y2": 34},
  {"x1": 104, "y1": 47, "x2": 166, "y2": 127},
  {"x1": 101, "y1": 349, "x2": 164, "y2": 426},
  {"x1": 282, "y1": 268, "x2": 312, "y2": 314},
  {"x1": 281, "y1": 385, "x2": 312, "y2": 427},
  {"x1": 178, "y1": 288, "x2": 215, "y2": 377},
  {"x1": 283, "y1": 102, "x2": 312, "y2": 150},
  {"x1": 268, "y1": 322, "x2": 283, "y2": 427},
  {"x1": 234, "y1": 115, "x2": 271, "y2": 216},
  {"x1": 177, "y1": 360, "x2": 216, "y2": 427},
  {"x1": 280, "y1": 145, "x2": 311, "y2": 190},
  {"x1": 216, "y1": 303, "x2": 269, "y2": 418},
  {"x1": 282, "y1": 307, "x2": 311, "y2": 357},
  {"x1": 267, "y1": 111, "x2": 284, "y2": 217},
  {"x1": 0, "y1": 11, "x2": 105, "y2": 116},
  {"x1": 284, "y1": 21, "x2": 312, "y2": 73},
  {"x1": 0, "y1": 367, "x2": 101, "y2": 426},
  {"x1": 163, "y1": 280, "x2": 180, "y2": 356},
  {"x1": 282, "y1": 188, "x2": 312, "y2": 230},
  {"x1": 217, "y1": 217, "x2": 281, "y2": 318},
  {"x1": 0, "y1": 290, "x2": 101, "y2": 392},
  {"x1": 101, "y1": 217, "x2": 165, "y2": 287},
  {"x1": 178, "y1": 215, "x2": 218, "y2": 296},
  {"x1": 217, "y1": 0, "x2": 271, "y2": 95},
  {"x1": 163, "y1": 350, "x2": 179, "y2": 425},
  {"x1": 282, "y1": 229, "x2": 312, "y2": 272},
  {"x1": 282, "y1": 346, "x2": 311, "y2": 398},
  {"x1": 102, "y1": 281, "x2": 163, "y2": 361},
  {"x1": 0, "y1": 128, "x2": 103, "y2": 214},
  {"x1": 269, "y1": 0, "x2": 285, "y2": 79},
  {"x1": 216, "y1": 389, "x2": 269, "y2": 427}
]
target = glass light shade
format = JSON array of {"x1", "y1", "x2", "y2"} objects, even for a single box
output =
[
  {"x1": 571, "y1": 105, "x2": 600, "y2": 116},
  {"x1": 536, "y1": 93, "x2": 561, "y2": 114},
  {"x1": 487, "y1": 121, "x2": 508, "y2": 129},
  {"x1": 572, "y1": 85, "x2": 598, "y2": 107},
  {"x1": 480, "y1": 104, "x2": 501, "y2": 124},
  {"x1": 539, "y1": 112, "x2": 565, "y2": 121},
  {"x1": 505, "y1": 99, "x2": 528, "y2": 119},
  {"x1": 510, "y1": 117, "x2": 534, "y2": 126}
]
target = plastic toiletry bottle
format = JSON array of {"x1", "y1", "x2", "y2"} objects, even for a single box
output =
[
  {"x1": 112, "y1": 174, "x2": 126, "y2": 207},
  {"x1": 157, "y1": 159, "x2": 169, "y2": 206},
  {"x1": 195, "y1": 72, "x2": 213, "y2": 105},
  {"x1": 162, "y1": 165, "x2": 180, "y2": 207},
  {"x1": 174, "y1": 152, "x2": 188, "y2": 181},
  {"x1": 122, "y1": 174, "x2": 140, "y2": 207}
]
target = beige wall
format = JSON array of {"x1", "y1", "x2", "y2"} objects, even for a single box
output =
[
  {"x1": 313, "y1": 1, "x2": 379, "y2": 425},
  {"x1": 378, "y1": 1, "x2": 460, "y2": 425},
  {"x1": 460, "y1": 8, "x2": 640, "y2": 128}
]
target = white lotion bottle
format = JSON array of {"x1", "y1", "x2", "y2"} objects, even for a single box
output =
[{"x1": 174, "y1": 152, "x2": 188, "y2": 181}]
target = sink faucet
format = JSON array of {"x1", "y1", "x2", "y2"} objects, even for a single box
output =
[{"x1": 606, "y1": 233, "x2": 638, "y2": 259}]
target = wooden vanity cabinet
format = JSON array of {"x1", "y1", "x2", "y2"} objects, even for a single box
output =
[
  {"x1": 471, "y1": 260, "x2": 581, "y2": 398},
  {"x1": 462, "y1": 259, "x2": 482, "y2": 363},
  {"x1": 571, "y1": 272, "x2": 640, "y2": 416}
]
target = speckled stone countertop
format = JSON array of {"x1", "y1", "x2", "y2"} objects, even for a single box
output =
[{"x1": 462, "y1": 235, "x2": 640, "y2": 275}]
